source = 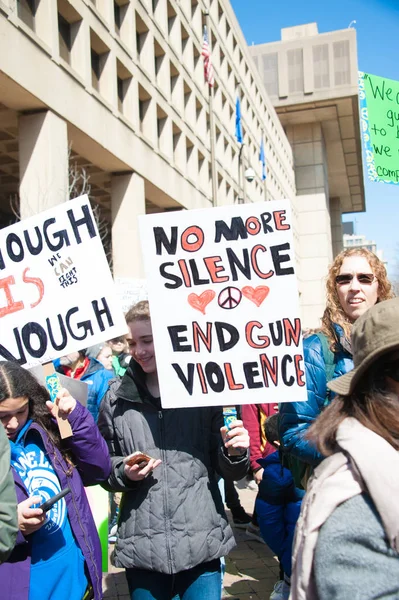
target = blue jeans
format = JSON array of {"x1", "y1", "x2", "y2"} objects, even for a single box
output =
[{"x1": 125, "y1": 559, "x2": 221, "y2": 600}]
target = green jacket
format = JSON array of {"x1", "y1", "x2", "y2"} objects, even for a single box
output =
[{"x1": 0, "y1": 426, "x2": 18, "y2": 563}]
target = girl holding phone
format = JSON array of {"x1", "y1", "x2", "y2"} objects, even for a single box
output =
[
  {"x1": 98, "y1": 300, "x2": 250, "y2": 600},
  {"x1": 0, "y1": 361, "x2": 111, "y2": 600}
]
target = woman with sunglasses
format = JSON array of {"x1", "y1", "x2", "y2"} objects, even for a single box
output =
[
  {"x1": 279, "y1": 248, "x2": 394, "y2": 488},
  {"x1": 291, "y1": 297, "x2": 399, "y2": 600}
]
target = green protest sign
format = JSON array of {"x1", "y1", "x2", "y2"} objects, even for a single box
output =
[{"x1": 359, "y1": 72, "x2": 399, "y2": 184}]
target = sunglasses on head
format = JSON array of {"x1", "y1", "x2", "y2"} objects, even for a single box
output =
[{"x1": 335, "y1": 273, "x2": 375, "y2": 286}]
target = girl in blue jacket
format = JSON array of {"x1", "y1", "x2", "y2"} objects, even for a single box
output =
[{"x1": 0, "y1": 360, "x2": 111, "y2": 600}]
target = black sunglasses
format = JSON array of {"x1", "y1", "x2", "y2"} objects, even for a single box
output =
[
  {"x1": 384, "y1": 362, "x2": 399, "y2": 383},
  {"x1": 335, "y1": 273, "x2": 376, "y2": 286}
]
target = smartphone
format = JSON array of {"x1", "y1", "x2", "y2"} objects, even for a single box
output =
[
  {"x1": 123, "y1": 451, "x2": 153, "y2": 467},
  {"x1": 39, "y1": 487, "x2": 71, "y2": 513}
]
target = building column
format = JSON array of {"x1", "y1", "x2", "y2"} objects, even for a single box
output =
[
  {"x1": 111, "y1": 172, "x2": 145, "y2": 278},
  {"x1": 330, "y1": 197, "x2": 343, "y2": 257},
  {"x1": 19, "y1": 111, "x2": 68, "y2": 219}
]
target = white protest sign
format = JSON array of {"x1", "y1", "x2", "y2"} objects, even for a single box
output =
[
  {"x1": 139, "y1": 200, "x2": 307, "y2": 409},
  {"x1": 0, "y1": 195, "x2": 127, "y2": 367},
  {"x1": 114, "y1": 277, "x2": 148, "y2": 313}
]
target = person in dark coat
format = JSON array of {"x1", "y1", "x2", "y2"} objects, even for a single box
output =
[
  {"x1": 0, "y1": 361, "x2": 111, "y2": 600},
  {"x1": 256, "y1": 414, "x2": 304, "y2": 600},
  {"x1": 279, "y1": 248, "x2": 393, "y2": 485},
  {"x1": 98, "y1": 300, "x2": 250, "y2": 600}
]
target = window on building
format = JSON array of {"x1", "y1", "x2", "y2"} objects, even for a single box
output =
[
  {"x1": 287, "y1": 48, "x2": 304, "y2": 93},
  {"x1": 17, "y1": 0, "x2": 36, "y2": 30},
  {"x1": 57, "y1": 0, "x2": 82, "y2": 65},
  {"x1": 181, "y1": 24, "x2": 190, "y2": 60},
  {"x1": 167, "y1": 1, "x2": 177, "y2": 36},
  {"x1": 136, "y1": 13, "x2": 149, "y2": 59},
  {"x1": 333, "y1": 40, "x2": 350, "y2": 85},
  {"x1": 58, "y1": 13, "x2": 71, "y2": 63},
  {"x1": 261, "y1": 52, "x2": 278, "y2": 97},
  {"x1": 313, "y1": 44, "x2": 329, "y2": 89},
  {"x1": 138, "y1": 84, "x2": 151, "y2": 135},
  {"x1": 117, "y1": 59, "x2": 132, "y2": 115},
  {"x1": 90, "y1": 30, "x2": 109, "y2": 94},
  {"x1": 157, "y1": 105, "x2": 168, "y2": 153},
  {"x1": 154, "y1": 40, "x2": 166, "y2": 79},
  {"x1": 91, "y1": 49, "x2": 101, "y2": 91}
]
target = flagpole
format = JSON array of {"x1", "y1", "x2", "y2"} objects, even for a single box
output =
[
  {"x1": 262, "y1": 129, "x2": 268, "y2": 201},
  {"x1": 205, "y1": 12, "x2": 217, "y2": 207}
]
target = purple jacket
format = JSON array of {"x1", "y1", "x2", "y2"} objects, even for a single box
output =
[{"x1": 0, "y1": 401, "x2": 111, "y2": 600}]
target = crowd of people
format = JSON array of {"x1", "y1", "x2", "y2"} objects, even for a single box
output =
[{"x1": 0, "y1": 246, "x2": 398, "y2": 600}]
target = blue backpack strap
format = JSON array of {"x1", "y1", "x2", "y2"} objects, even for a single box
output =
[{"x1": 315, "y1": 332, "x2": 336, "y2": 405}]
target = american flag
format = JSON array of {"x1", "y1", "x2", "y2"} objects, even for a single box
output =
[{"x1": 201, "y1": 26, "x2": 214, "y2": 87}]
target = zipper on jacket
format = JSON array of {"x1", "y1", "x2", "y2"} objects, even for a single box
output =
[{"x1": 158, "y1": 410, "x2": 173, "y2": 573}]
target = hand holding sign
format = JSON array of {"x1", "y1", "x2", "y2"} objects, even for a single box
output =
[
  {"x1": 46, "y1": 387, "x2": 77, "y2": 420},
  {"x1": 220, "y1": 419, "x2": 250, "y2": 455}
]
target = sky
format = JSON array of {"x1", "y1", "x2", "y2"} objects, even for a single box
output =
[{"x1": 230, "y1": 0, "x2": 399, "y2": 277}]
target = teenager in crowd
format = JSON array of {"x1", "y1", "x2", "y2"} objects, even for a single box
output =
[
  {"x1": 87, "y1": 343, "x2": 114, "y2": 372},
  {"x1": 98, "y1": 300, "x2": 250, "y2": 600},
  {"x1": 108, "y1": 336, "x2": 131, "y2": 378},
  {"x1": 279, "y1": 248, "x2": 394, "y2": 487},
  {"x1": 0, "y1": 361, "x2": 111, "y2": 600},
  {"x1": 56, "y1": 349, "x2": 114, "y2": 422},
  {"x1": 291, "y1": 297, "x2": 399, "y2": 599}
]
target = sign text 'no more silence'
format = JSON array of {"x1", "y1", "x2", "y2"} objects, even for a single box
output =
[
  {"x1": 139, "y1": 200, "x2": 307, "y2": 409},
  {"x1": 0, "y1": 195, "x2": 127, "y2": 367}
]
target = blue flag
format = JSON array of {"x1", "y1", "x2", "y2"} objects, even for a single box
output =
[
  {"x1": 259, "y1": 136, "x2": 266, "y2": 180},
  {"x1": 235, "y1": 97, "x2": 243, "y2": 144}
]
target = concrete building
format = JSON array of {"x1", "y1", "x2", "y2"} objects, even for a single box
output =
[
  {"x1": 0, "y1": 3, "x2": 364, "y2": 327},
  {"x1": 249, "y1": 23, "x2": 365, "y2": 325},
  {"x1": 0, "y1": 0, "x2": 294, "y2": 273},
  {"x1": 343, "y1": 227, "x2": 386, "y2": 265}
]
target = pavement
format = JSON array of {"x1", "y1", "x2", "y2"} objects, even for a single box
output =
[{"x1": 102, "y1": 479, "x2": 279, "y2": 600}]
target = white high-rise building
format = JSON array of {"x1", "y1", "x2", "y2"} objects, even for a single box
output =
[{"x1": 0, "y1": 3, "x2": 365, "y2": 327}]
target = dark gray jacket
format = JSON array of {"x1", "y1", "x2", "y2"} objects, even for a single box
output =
[{"x1": 98, "y1": 362, "x2": 249, "y2": 574}]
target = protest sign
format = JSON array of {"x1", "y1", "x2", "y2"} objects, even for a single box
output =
[
  {"x1": 359, "y1": 71, "x2": 399, "y2": 184},
  {"x1": 139, "y1": 200, "x2": 307, "y2": 409},
  {"x1": 114, "y1": 277, "x2": 148, "y2": 313},
  {"x1": 0, "y1": 195, "x2": 127, "y2": 367}
]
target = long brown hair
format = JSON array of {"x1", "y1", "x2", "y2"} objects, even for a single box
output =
[
  {"x1": 321, "y1": 248, "x2": 394, "y2": 349},
  {"x1": 307, "y1": 353, "x2": 399, "y2": 456},
  {"x1": 0, "y1": 361, "x2": 73, "y2": 468}
]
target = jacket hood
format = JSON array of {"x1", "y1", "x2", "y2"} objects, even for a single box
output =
[
  {"x1": 117, "y1": 360, "x2": 161, "y2": 408},
  {"x1": 84, "y1": 357, "x2": 112, "y2": 377}
]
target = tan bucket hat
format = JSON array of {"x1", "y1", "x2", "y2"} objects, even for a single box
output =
[{"x1": 328, "y1": 297, "x2": 399, "y2": 396}]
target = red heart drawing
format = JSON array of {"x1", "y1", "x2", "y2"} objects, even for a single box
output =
[
  {"x1": 188, "y1": 290, "x2": 216, "y2": 314},
  {"x1": 241, "y1": 286, "x2": 270, "y2": 307}
]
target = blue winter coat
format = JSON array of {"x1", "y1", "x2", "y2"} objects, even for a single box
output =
[
  {"x1": 279, "y1": 325, "x2": 353, "y2": 466},
  {"x1": 256, "y1": 451, "x2": 304, "y2": 577},
  {"x1": 79, "y1": 358, "x2": 114, "y2": 423},
  {"x1": 0, "y1": 401, "x2": 111, "y2": 600}
]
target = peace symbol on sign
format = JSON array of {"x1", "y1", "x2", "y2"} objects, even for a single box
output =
[{"x1": 218, "y1": 286, "x2": 242, "y2": 309}]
